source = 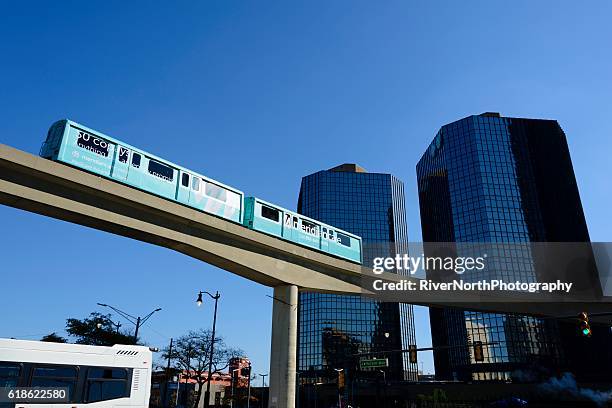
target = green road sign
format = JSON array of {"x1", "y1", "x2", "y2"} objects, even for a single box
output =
[{"x1": 359, "y1": 358, "x2": 388, "y2": 369}]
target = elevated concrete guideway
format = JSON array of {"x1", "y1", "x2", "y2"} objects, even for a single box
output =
[{"x1": 0, "y1": 144, "x2": 368, "y2": 294}]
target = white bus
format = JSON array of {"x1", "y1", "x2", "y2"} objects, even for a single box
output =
[{"x1": 0, "y1": 339, "x2": 152, "y2": 408}]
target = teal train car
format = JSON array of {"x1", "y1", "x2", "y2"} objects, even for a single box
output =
[
  {"x1": 40, "y1": 119, "x2": 363, "y2": 264},
  {"x1": 40, "y1": 119, "x2": 244, "y2": 223},
  {"x1": 243, "y1": 197, "x2": 362, "y2": 263}
]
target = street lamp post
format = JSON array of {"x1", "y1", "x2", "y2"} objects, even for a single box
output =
[
  {"x1": 378, "y1": 370, "x2": 387, "y2": 408},
  {"x1": 97, "y1": 303, "x2": 161, "y2": 343},
  {"x1": 196, "y1": 290, "x2": 220, "y2": 408}
]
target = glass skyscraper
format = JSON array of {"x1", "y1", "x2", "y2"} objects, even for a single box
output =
[
  {"x1": 297, "y1": 164, "x2": 417, "y2": 385},
  {"x1": 416, "y1": 113, "x2": 594, "y2": 381}
]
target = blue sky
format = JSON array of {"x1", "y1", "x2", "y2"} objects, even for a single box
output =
[{"x1": 1, "y1": 1, "x2": 611, "y2": 377}]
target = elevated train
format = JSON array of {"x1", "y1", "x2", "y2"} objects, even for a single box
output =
[{"x1": 40, "y1": 120, "x2": 362, "y2": 264}]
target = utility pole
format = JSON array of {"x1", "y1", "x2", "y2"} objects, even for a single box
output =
[
  {"x1": 97, "y1": 303, "x2": 161, "y2": 343},
  {"x1": 165, "y1": 338, "x2": 173, "y2": 408},
  {"x1": 247, "y1": 362, "x2": 252, "y2": 408},
  {"x1": 196, "y1": 290, "x2": 221, "y2": 408}
]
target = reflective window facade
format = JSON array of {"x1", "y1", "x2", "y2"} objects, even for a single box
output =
[
  {"x1": 297, "y1": 164, "x2": 417, "y2": 384},
  {"x1": 417, "y1": 113, "x2": 592, "y2": 381}
]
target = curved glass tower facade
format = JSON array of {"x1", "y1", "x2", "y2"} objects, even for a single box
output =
[
  {"x1": 416, "y1": 113, "x2": 591, "y2": 381},
  {"x1": 297, "y1": 164, "x2": 417, "y2": 386}
]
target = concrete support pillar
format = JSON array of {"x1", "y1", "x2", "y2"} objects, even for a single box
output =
[{"x1": 268, "y1": 285, "x2": 298, "y2": 408}]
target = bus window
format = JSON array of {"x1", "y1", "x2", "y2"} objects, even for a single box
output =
[
  {"x1": 261, "y1": 205, "x2": 280, "y2": 222},
  {"x1": 337, "y1": 232, "x2": 351, "y2": 247},
  {"x1": 31, "y1": 365, "x2": 78, "y2": 399},
  {"x1": 118, "y1": 147, "x2": 129, "y2": 163},
  {"x1": 181, "y1": 173, "x2": 190, "y2": 187},
  {"x1": 131, "y1": 153, "x2": 141, "y2": 168},
  {"x1": 205, "y1": 182, "x2": 227, "y2": 202},
  {"x1": 0, "y1": 362, "x2": 20, "y2": 387},
  {"x1": 86, "y1": 367, "x2": 129, "y2": 402}
]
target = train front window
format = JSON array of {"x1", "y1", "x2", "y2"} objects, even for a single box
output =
[
  {"x1": 205, "y1": 182, "x2": 227, "y2": 202},
  {"x1": 31, "y1": 365, "x2": 78, "y2": 400},
  {"x1": 118, "y1": 147, "x2": 129, "y2": 163},
  {"x1": 86, "y1": 367, "x2": 129, "y2": 402},
  {"x1": 181, "y1": 173, "x2": 189, "y2": 187},
  {"x1": 337, "y1": 232, "x2": 351, "y2": 247},
  {"x1": 147, "y1": 160, "x2": 174, "y2": 182},
  {"x1": 261, "y1": 205, "x2": 280, "y2": 222},
  {"x1": 76, "y1": 131, "x2": 109, "y2": 157},
  {"x1": 131, "y1": 153, "x2": 141, "y2": 168}
]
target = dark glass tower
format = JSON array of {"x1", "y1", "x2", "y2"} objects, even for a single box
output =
[
  {"x1": 416, "y1": 113, "x2": 609, "y2": 381},
  {"x1": 297, "y1": 164, "x2": 417, "y2": 385}
]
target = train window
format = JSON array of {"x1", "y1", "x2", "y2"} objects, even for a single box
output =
[
  {"x1": 118, "y1": 146, "x2": 129, "y2": 163},
  {"x1": 301, "y1": 220, "x2": 319, "y2": 236},
  {"x1": 192, "y1": 176, "x2": 200, "y2": 191},
  {"x1": 148, "y1": 160, "x2": 174, "y2": 181},
  {"x1": 337, "y1": 232, "x2": 351, "y2": 247},
  {"x1": 322, "y1": 227, "x2": 328, "y2": 239},
  {"x1": 205, "y1": 182, "x2": 227, "y2": 202},
  {"x1": 131, "y1": 153, "x2": 141, "y2": 168},
  {"x1": 31, "y1": 365, "x2": 78, "y2": 399},
  {"x1": 261, "y1": 205, "x2": 280, "y2": 222},
  {"x1": 0, "y1": 362, "x2": 20, "y2": 387},
  {"x1": 181, "y1": 173, "x2": 190, "y2": 187},
  {"x1": 77, "y1": 131, "x2": 109, "y2": 157},
  {"x1": 86, "y1": 367, "x2": 129, "y2": 402},
  {"x1": 328, "y1": 230, "x2": 335, "y2": 241},
  {"x1": 293, "y1": 216, "x2": 299, "y2": 229}
]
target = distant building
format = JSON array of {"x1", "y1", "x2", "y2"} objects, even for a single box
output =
[
  {"x1": 417, "y1": 113, "x2": 612, "y2": 381},
  {"x1": 151, "y1": 357, "x2": 252, "y2": 408},
  {"x1": 297, "y1": 164, "x2": 418, "y2": 385}
]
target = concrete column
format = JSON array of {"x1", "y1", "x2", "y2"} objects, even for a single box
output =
[{"x1": 268, "y1": 285, "x2": 298, "y2": 408}]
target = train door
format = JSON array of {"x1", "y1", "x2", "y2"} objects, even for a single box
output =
[
  {"x1": 177, "y1": 171, "x2": 191, "y2": 204},
  {"x1": 111, "y1": 145, "x2": 130, "y2": 181},
  {"x1": 321, "y1": 227, "x2": 330, "y2": 253},
  {"x1": 126, "y1": 151, "x2": 143, "y2": 186},
  {"x1": 291, "y1": 215, "x2": 300, "y2": 243},
  {"x1": 282, "y1": 212, "x2": 292, "y2": 240}
]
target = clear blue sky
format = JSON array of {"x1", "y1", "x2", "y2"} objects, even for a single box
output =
[{"x1": 1, "y1": 1, "x2": 611, "y2": 377}]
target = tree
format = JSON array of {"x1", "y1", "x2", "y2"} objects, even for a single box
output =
[
  {"x1": 163, "y1": 329, "x2": 243, "y2": 408},
  {"x1": 41, "y1": 332, "x2": 68, "y2": 343},
  {"x1": 66, "y1": 312, "x2": 138, "y2": 346}
]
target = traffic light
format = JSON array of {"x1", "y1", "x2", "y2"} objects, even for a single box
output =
[
  {"x1": 408, "y1": 345, "x2": 417, "y2": 364},
  {"x1": 579, "y1": 312, "x2": 592, "y2": 337},
  {"x1": 473, "y1": 341, "x2": 484, "y2": 362}
]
